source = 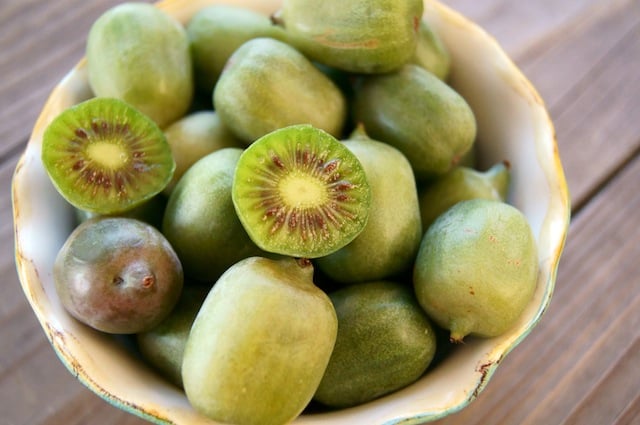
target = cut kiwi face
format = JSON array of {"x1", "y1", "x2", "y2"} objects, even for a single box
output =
[
  {"x1": 42, "y1": 97, "x2": 175, "y2": 214},
  {"x1": 232, "y1": 124, "x2": 371, "y2": 259}
]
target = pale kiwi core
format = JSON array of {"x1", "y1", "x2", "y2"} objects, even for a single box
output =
[
  {"x1": 86, "y1": 141, "x2": 129, "y2": 169},
  {"x1": 279, "y1": 171, "x2": 330, "y2": 209}
]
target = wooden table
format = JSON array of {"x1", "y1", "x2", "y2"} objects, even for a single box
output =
[{"x1": 2, "y1": 1, "x2": 638, "y2": 424}]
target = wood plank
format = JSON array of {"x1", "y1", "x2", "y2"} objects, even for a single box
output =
[
  {"x1": 443, "y1": 0, "x2": 610, "y2": 58},
  {"x1": 0, "y1": 0, "x2": 150, "y2": 159},
  {"x1": 517, "y1": 0, "x2": 640, "y2": 209},
  {"x1": 517, "y1": 0, "x2": 637, "y2": 111},
  {"x1": 562, "y1": 338, "x2": 640, "y2": 425},
  {"x1": 518, "y1": 296, "x2": 640, "y2": 424},
  {"x1": 432, "y1": 151, "x2": 640, "y2": 424},
  {"x1": 39, "y1": 393, "x2": 149, "y2": 425},
  {"x1": 616, "y1": 393, "x2": 640, "y2": 425},
  {"x1": 0, "y1": 334, "x2": 146, "y2": 425},
  {"x1": 445, "y1": 0, "x2": 640, "y2": 210},
  {"x1": 1, "y1": 154, "x2": 25, "y2": 320}
]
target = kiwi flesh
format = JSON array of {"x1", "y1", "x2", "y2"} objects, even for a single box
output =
[
  {"x1": 41, "y1": 97, "x2": 175, "y2": 215},
  {"x1": 232, "y1": 124, "x2": 371, "y2": 259}
]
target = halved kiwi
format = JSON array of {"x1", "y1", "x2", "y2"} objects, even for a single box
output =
[
  {"x1": 232, "y1": 124, "x2": 371, "y2": 259},
  {"x1": 42, "y1": 97, "x2": 175, "y2": 214}
]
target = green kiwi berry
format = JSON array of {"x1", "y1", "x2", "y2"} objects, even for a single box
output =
[
  {"x1": 162, "y1": 148, "x2": 265, "y2": 283},
  {"x1": 136, "y1": 284, "x2": 209, "y2": 388},
  {"x1": 41, "y1": 97, "x2": 175, "y2": 215},
  {"x1": 411, "y1": 18, "x2": 451, "y2": 80},
  {"x1": 162, "y1": 111, "x2": 244, "y2": 195},
  {"x1": 182, "y1": 256, "x2": 337, "y2": 425},
  {"x1": 277, "y1": 0, "x2": 424, "y2": 73},
  {"x1": 232, "y1": 124, "x2": 371, "y2": 259},
  {"x1": 315, "y1": 126, "x2": 422, "y2": 283},
  {"x1": 413, "y1": 199, "x2": 539, "y2": 343},
  {"x1": 352, "y1": 64, "x2": 477, "y2": 180},
  {"x1": 418, "y1": 161, "x2": 511, "y2": 230},
  {"x1": 213, "y1": 37, "x2": 347, "y2": 144},
  {"x1": 187, "y1": 5, "x2": 288, "y2": 94},
  {"x1": 314, "y1": 280, "x2": 437, "y2": 408},
  {"x1": 86, "y1": 3, "x2": 193, "y2": 128}
]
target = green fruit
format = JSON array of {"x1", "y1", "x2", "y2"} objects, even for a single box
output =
[
  {"x1": 316, "y1": 127, "x2": 422, "y2": 283},
  {"x1": 136, "y1": 285, "x2": 208, "y2": 388},
  {"x1": 232, "y1": 124, "x2": 371, "y2": 259},
  {"x1": 162, "y1": 148, "x2": 265, "y2": 283},
  {"x1": 314, "y1": 280, "x2": 437, "y2": 408},
  {"x1": 42, "y1": 97, "x2": 175, "y2": 215},
  {"x1": 182, "y1": 257, "x2": 337, "y2": 425},
  {"x1": 277, "y1": 0, "x2": 423, "y2": 73},
  {"x1": 54, "y1": 217, "x2": 183, "y2": 334},
  {"x1": 352, "y1": 64, "x2": 477, "y2": 180},
  {"x1": 163, "y1": 111, "x2": 244, "y2": 194},
  {"x1": 86, "y1": 3, "x2": 193, "y2": 128},
  {"x1": 418, "y1": 161, "x2": 511, "y2": 230},
  {"x1": 411, "y1": 19, "x2": 451, "y2": 80},
  {"x1": 187, "y1": 5, "x2": 288, "y2": 94},
  {"x1": 413, "y1": 199, "x2": 539, "y2": 342},
  {"x1": 213, "y1": 37, "x2": 347, "y2": 144}
]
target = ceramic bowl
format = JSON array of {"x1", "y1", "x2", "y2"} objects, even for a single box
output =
[{"x1": 12, "y1": 0, "x2": 570, "y2": 423}]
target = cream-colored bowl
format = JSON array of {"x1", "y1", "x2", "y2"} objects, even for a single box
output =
[{"x1": 12, "y1": 0, "x2": 570, "y2": 423}]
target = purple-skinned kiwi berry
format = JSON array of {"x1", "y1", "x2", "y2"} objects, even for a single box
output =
[{"x1": 53, "y1": 217, "x2": 183, "y2": 334}]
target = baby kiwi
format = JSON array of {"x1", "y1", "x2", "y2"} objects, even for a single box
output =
[
  {"x1": 232, "y1": 124, "x2": 371, "y2": 259},
  {"x1": 41, "y1": 97, "x2": 175, "y2": 215}
]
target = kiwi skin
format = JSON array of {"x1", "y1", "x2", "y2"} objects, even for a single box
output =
[
  {"x1": 41, "y1": 97, "x2": 175, "y2": 215},
  {"x1": 313, "y1": 280, "x2": 437, "y2": 408},
  {"x1": 86, "y1": 2, "x2": 193, "y2": 128},
  {"x1": 315, "y1": 127, "x2": 423, "y2": 283},
  {"x1": 53, "y1": 217, "x2": 184, "y2": 335},
  {"x1": 213, "y1": 37, "x2": 347, "y2": 144},
  {"x1": 162, "y1": 148, "x2": 266, "y2": 283},
  {"x1": 187, "y1": 4, "x2": 288, "y2": 95},
  {"x1": 352, "y1": 64, "x2": 477, "y2": 181},
  {"x1": 136, "y1": 284, "x2": 209, "y2": 388},
  {"x1": 162, "y1": 111, "x2": 244, "y2": 195},
  {"x1": 413, "y1": 199, "x2": 539, "y2": 343}
]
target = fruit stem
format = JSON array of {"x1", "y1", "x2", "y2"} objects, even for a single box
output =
[{"x1": 487, "y1": 161, "x2": 511, "y2": 201}]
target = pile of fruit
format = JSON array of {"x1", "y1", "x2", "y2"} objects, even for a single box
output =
[{"x1": 40, "y1": 1, "x2": 539, "y2": 424}]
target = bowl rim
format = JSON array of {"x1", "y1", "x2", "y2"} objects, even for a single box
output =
[{"x1": 12, "y1": 0, "x2": 571, "y2": 423}]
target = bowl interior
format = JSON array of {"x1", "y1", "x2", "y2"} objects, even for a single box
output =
[{"x1": 12, "y1": 0, "x2": 570, "y2": 424}]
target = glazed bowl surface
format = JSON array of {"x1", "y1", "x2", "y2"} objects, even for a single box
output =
[{"x1": 12, "y1": 0, "x2": 570, "y2": 423}]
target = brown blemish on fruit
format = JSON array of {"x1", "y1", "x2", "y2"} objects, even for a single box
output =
[
  {"x1": 313, "y1": 30, "x2": 380, "y2": 49},
  {"x1": 142, "y1": 275, "x2": 155, "y2": 288}
]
